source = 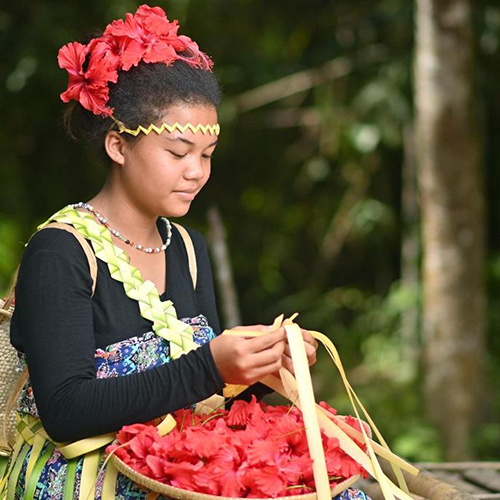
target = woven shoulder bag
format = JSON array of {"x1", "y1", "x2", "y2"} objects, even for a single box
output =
[{"x1": 0, "y1": 222, "x2": 98, "y2": 457}]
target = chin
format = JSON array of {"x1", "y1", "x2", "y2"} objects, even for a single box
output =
[{"x1": 162, "y1": 202, "x2": 192, "y2": 219}]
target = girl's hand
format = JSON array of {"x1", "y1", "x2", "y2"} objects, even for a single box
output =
[
  {"x1": 281, "y1": 328, "x2": 318, "y2": 375},
  {"x1": 210, "y1": 326, "x2": 286, "y2": 385}
]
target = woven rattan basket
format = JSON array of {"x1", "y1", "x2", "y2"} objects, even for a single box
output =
[
  {"x1": 112, "y1": 453, "x2": 360, "y2": 500},
  {"x1": 0, "y1": 298, "x2": 19, "y2": 449}
]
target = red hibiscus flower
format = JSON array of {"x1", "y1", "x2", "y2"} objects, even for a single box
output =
[
  {"x1": 115, "y1": 422, "x2": 150, "y2": 443},
  {"x1": 58, "y1": 41, "x2": 118, "y2": 116},
  {"x1": 169, "y1": 461, "x2": 204, "y2": 492},
  {"x1": 176, "y1": 35, "x2": 213, "y2": 70},
  {"x1": 247, "y1": 439, "x2": 282, "y2": 466},
  {"x1": 250, "y1": 465, "x2": 288, "y2": 498},
  {"x1": 227, "y1": 399, "x2": 252, "y2": 427},
  {"x1": 208, "y1": 462, "x2": 246, "y2": 498},
  {"x1": 183, "y1": 426, "x2": 226, "y2": 460},
  {"x1": 319, "y1": 401, "x2": 338, "y2": 417},
  {"x1": 128, "y1": 426, "x2": 160, "y2": 460},
  {"x1": 134, "y1": 4, "x2": 169, "y2": 22}
]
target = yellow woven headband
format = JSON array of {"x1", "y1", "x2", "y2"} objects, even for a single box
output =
[{"x1": 112, "y1": 117, "x2": 220, "y2": 137}]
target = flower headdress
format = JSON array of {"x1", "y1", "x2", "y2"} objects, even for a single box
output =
[{"x1": 58, "y1": 4, "x2": 213, "y2": 118}]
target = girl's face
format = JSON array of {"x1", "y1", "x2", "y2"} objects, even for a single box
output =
[{"x1": 117, "y1": 103, "x2": 218, "y2": 218}]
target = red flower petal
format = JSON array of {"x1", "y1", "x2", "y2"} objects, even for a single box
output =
[
  {"x1": 184, "y1": 427, "x2": 226, "y2": 459},
  {"x1": 227, "y1": 399, "x2": 251, "y2": 427},
  {"x1": 191, "y1": 468, "x2": 220, "y2": 495},
  {"x1": 247, "y1": 439, "x2": 282, "y2": 466},
  {"x1": 105, "y1": 13, "x2": 144, "y2": 40},
  {"x1": 120, "y1": 38, "x2": 147, "y2": 71},
  {"x1": 58, "y1": 42, "x2": 87, "y2": 76},
  {"x1": 143, "y1": 15, "x2": 179, "y2": 38},
  {"x1": 169, "y1": 461, "x2": 204, "y2": 492},
  {"x1": 251, "y1": 465, "x2": 287, "y2": 498},
  {"x1": 146, "y1": 455, "x2": 168, "y2": 480},
  {"x1": 60, "y1": 82, "x2": 84, "y2": 103},
  {"x1": 142, "y1": 42, "x2": 177, "y2": 65},
  {"x1": 135, "y1": 4, "x2": 169, "y2": 21},
  {"x1": 116, "y1": 423, "x2": 149, "y2": 444}
]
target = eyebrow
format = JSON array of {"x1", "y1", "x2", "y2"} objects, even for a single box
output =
[{"x1": 165, "y1": 137, "x2": 218, "y2": 148}]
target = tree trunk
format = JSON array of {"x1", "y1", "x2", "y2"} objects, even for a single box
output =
[
  {"x1": 207, "y1": 205, "x2": 242, "y2": 329},
  {"x1": 400, "y1": 124, "x2": 420, "y2": 371},
  {"x1": 414, "y1": 0, "x2": 486, "y2": 459}
]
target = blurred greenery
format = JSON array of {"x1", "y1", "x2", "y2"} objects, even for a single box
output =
[{"x1": 1, "y1": 0, "x2": 499, "y2": 461}]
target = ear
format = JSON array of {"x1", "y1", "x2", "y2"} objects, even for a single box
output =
[{"x1": 104, "y1": 131, "x2": 128, "y2": 165}]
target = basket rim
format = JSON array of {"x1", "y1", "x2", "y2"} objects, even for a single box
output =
[{"x1": 111, "y1": 453, "x2": 360, "y2": 500}]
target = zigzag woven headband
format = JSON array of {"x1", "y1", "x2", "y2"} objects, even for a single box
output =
[{"x1": 112, "y1": 117, "x2": 220, "y2": 137}]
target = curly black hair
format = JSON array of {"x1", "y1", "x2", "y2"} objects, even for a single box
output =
[{"x1": 64, "y1": 59, "x2": 222, "y2": 150}]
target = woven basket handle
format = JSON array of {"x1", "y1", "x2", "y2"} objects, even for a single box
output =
[
  {"x1": 172, "y1": 223, "x2": 197, "y2": 290},
  {"x1": 40, "y1": 222, "x2": 98, "y2": 296}
]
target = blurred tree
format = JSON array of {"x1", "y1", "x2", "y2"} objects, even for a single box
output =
[{"x1": 415, "y1": 0, "x2": 487, "y2": 459}]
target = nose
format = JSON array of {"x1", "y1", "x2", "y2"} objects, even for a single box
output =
[{"x1": 184, "y1": 156, "x2": 206, "y2": 180}]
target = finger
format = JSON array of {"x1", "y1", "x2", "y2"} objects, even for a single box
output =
[
  {"x1": 283, "y1": 334, "x2": 315, "y2": 358},
  {"x1": 301, "y1": 329, "x2": 318, "y2": 349},
  {"x1": 247, "y1": 327, "x2": 286, "y2": 352},
  {"x1": 247, "y1": 356, "x2": 284, "y2": 383},
  {"x1": 282, "y1": 339, "x2": 316, "y2": 366},
  {"x1": 232, "y1": 324, "x2": 269, "y2": 332},
  {"x1": 304, "y1": 342, "x2": 316, "y2": 359},
  {"x1": 250, "y1": 340, "x2": 286, "y2": 368},
  {"x1": 281, "y1": 354, "x2": 294, "y2": 375}
]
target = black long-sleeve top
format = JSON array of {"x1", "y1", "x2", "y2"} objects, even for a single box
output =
[{"x1": 10, "y1": 219, "x2": 267, "y2": 443}]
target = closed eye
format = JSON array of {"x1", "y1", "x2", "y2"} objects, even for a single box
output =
[{"x1": 168, "y1": 151, "x2": 187, "y2": 159}]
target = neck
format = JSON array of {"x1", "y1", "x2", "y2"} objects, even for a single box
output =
[{"x1": 87, "y1": 176, "x2": 162, "y2": 247}]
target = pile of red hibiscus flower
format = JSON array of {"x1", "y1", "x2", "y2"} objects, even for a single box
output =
[{"x1": 108, "y1": 397, "x2": 367, "y2": 498}]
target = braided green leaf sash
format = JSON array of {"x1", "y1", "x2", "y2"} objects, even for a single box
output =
[{"x1": 38, "y1": 205, "x2": 198, "y2": 359}]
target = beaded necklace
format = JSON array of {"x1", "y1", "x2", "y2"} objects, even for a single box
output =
[{"x1": 72, "y1": 202, "x2": 172, "y2": 254}]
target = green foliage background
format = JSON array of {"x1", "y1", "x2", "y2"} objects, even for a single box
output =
[{"x1": 1, "y1": 0, "x2": 499, "y2": 461}]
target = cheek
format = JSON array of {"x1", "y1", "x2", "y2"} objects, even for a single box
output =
[{"x1": 201, "y1": 163, "x2": 212, "y2": 185}]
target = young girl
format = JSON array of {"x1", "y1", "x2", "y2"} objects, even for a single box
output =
[{"x1": 8, "y1": 5, "x2": 363, "y2": 500}]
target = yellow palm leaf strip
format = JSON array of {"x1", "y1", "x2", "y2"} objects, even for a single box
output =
[
  {"x1": 261, "y1": 321, "x2": 416, "y2": 500},
  {"x1": 261, "y1": 373, "x2": 413, "y2": 500},
  {"x1": 0, "y1": 434, "x2": 24, "y2": 494},
  {"x1": 261, "y1": 374, "x2": 376, "y2": 472},
  {"x1": 313, "y1": 332, "x2": 404, "y2": 491},
  {"x1": 194, "y1": 393, "x2": 226, "y2": 415},
  {"x1": 79, "y1": 449, "x2": 100, "y2": 500},
  {"x1": 317, "y1": 406, "x2": 415, "y2": 474},
  {"x1": 283, "y1": 323, "x2": 330, "y2": 500},
  {"x1": 57, "y1": 433, "x2": 116, "y2": 460},
  {"x1": 24, "y1": 434, "x2": 46, "y2": 487},
  {"x1": 311, "y1": 330, "x2": 418, "y2": 484},
  {"x1": 156, "y1": 414, "x2": 176, "y2": 436},
  {"x1": 101, "y1": 462, "x2": 118, "y2": 500},
  {"x1": 311, "y1": 332, "x2": 419, "y2": 478},
  {"x1": 281, "y1": 320, "x2": 400, "y2": 499},
  {"x1": 98, "y1": 414, "x2": 176, "y2": 500}
]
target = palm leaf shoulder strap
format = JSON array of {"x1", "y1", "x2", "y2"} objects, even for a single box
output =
[{"x1": 38, "y1": 205, "x2": 198, "y2": 359}]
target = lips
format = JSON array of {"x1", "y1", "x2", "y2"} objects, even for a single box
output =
[{"x1": 173, "y1": 189, "x2": 197, "y2": 201}]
